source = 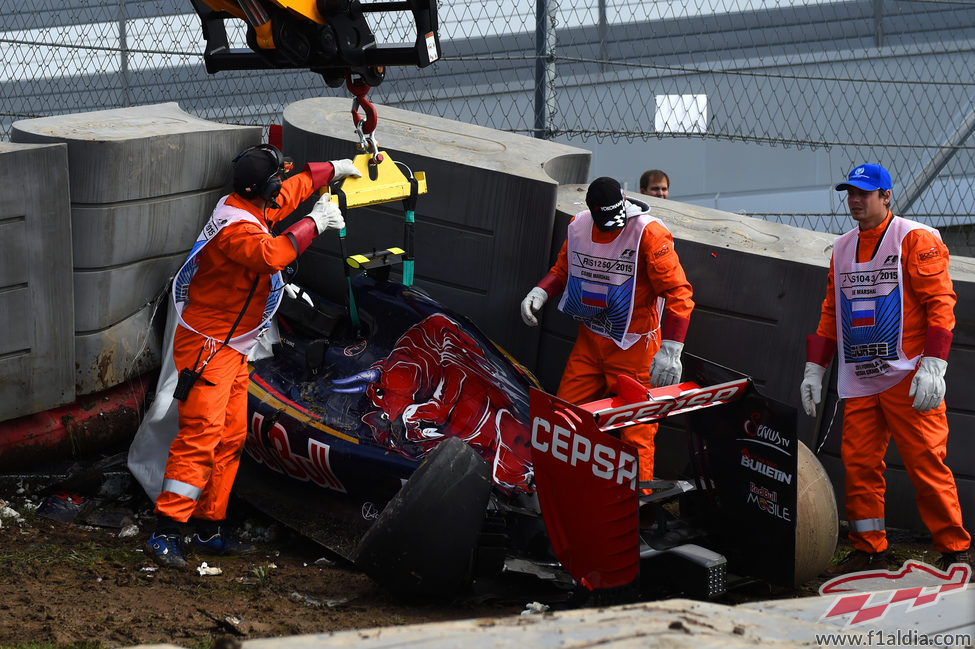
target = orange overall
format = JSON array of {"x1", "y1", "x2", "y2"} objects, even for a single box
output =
[
  {"x1": 814, "y1": 211, "x2": 969, "y2": 554},
  {"x1": 541, "y1": 218, "x2": 694, "y2": 484},
  {"x1": 156, "y1": 167, "x2": 330, "y2": 523}
]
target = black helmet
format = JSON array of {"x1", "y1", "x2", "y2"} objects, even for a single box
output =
[{"x1": 232, "y1": 143, "x2": 286, "y2": 203}]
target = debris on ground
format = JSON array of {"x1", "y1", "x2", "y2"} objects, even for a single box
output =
[
  {"x1": 0, "y1": 451, "x2": 945, "y2": 647},
  {"x1": 0, "y1": 499, "x2": 21, "y2": 522},
  {"x1": 197, "y1": 561, "x2": 223, "y2": 576},
  {"x1": 521, "y1": 601, "x2": 551, "y2": 615},
  {"x1": 0, "y1": 456, "x2": 525, "y2": 647}
]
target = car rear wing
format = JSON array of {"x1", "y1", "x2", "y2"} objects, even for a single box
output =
[
  {"x1": 530, "y1": 354, "x2": 800, "y2": 593},
  {"x1": 579, "y1": 374, "x2": 751, "y2": 432}
]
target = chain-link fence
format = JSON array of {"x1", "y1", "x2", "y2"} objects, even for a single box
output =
[{"x1": 3, "y1": 0, "x2": 974, "y2": 243}]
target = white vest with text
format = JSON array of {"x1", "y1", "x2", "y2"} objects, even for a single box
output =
[
  {"x1": 558, "y1": 209, "x2": 660, "y2": 350},
  {"x1": 172, "y1": 196, "x2": 284, "y2": 355},
  {"x1": 832, "y1": 215, "x2": 939, "y2": 398}
]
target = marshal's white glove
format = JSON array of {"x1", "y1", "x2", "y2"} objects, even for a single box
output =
[
  {"x1": 909, "y1": 356, "x2": 947, "y2": 411},
  {"x1": 800, "y1": 362, "x2": 826, "y2": 417},
  {"x1": 330, "y1": 159, "x2": 361, "y2": 182},
  {"x1": 650, "y1": 340, "x2": 683, "y2": 387},
  {"x1": 520, "y1": 287, "x2": 548, "y2": 326},
  {"x1": 309, "y1": 194, "x2": 345, "y2": 234},
  {"x1": 284, "y1": 283, "x2": 314, "y2": 307}
]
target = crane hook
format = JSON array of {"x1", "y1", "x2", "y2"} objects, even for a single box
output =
[{"x1": 347, "y1": 72, "x2": 382, "y2": 166}]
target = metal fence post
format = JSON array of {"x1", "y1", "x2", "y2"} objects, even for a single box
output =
[
  {"x1": 598, "y1": 0, "x2": 607, "y2": 73},
  {"x1": 873, "y1": 0, "x2": 884, "y2": 48},
  {"x1": 119, "y1": 0, "x2": 131, "y2": 107},
  {"x1": 534, "y1": 0, "x2": 555, "y2": 140}
]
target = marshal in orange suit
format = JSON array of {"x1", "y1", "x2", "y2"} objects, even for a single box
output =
[
  {"x1": 800, "y1": 163, "x2": 971, "y2": 578},
  {"x1": 146, "y1": 144, "x2": 360, "y2": 567},
  {"x1": 521, "y1": 177, "x2": 694, "y2": 489}
]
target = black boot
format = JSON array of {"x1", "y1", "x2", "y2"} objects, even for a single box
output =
[
  {"x1": 936, "y1": 549, "x2": 973, "y2": 581},
  {"x1": 822, "y1": 549, "x2": 888, "y2": 576}
]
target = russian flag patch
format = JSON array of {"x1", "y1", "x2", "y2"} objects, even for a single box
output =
[
  {"x1": 581, "y1": 282, "x2": 608, "y2": 309},
  {"x1": 851, "y1": 299, "x2": 875, "y2": 327}
]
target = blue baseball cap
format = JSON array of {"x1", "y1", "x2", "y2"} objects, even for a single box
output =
[{"x1": 835, "y1": 164, "x2": 892, "y2": 192}]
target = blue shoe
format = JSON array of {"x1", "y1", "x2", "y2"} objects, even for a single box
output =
[
  {"x1": 193, "y1": 527, "x2": 257, "y2": 556},
  {"x1": 146, "y1": 532, "x2": 188, "y2": 568}
]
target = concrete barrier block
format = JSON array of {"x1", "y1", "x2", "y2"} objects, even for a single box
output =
[
  {"x1": 74, "y1": 300, "x2": 163, "y2": 396},
  {"x1": 0, "y1": 142, "x2": 74, "y2": 421},
  {"x1": 10, "y1": 103, "x2": 260, "y2": 202},
  {"x1": 71, "y1": 188, "x2": 226, "y2": 268},
  {"x1": 11, "y1": 104, "x2": 261, "y2": 398},
  {"x1": 73, "y1": 255, "x2": 182, "y2": 332}
]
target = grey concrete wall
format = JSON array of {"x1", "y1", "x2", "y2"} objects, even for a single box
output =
[
  {"x1": 279, "y1": 97, "x2": 592, "y2": 367},
  {"x1": 10, "y1": 103, "x2": 261, "y2": 395},
  {"x1": 0, "y1": 142, "x2": 74, "y2": 421},
  {"x1": 535, "y1": 185, "x2": 974, "y2": 535}
]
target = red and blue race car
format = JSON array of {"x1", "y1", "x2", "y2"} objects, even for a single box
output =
[{"x1": 238, "y1": 268, "x2": 838, "y2": 603}]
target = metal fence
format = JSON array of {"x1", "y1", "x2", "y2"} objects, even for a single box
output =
[{"x1": 2, "y1": 0, "x2": 974, "y2": 242}]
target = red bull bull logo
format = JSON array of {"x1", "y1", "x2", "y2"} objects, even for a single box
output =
[{"x1": 331, "y1": 313, "x2": 533, "y2": 494}]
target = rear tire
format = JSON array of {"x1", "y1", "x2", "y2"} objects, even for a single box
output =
[
  {"x1": 794, "y1": 440, "x2": 838, "y2": 584},
  {"x1": 353, "y1": 436, "x2": 492, "y2": 598}
]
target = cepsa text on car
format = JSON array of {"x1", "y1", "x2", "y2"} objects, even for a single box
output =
[
  {"x1": 530, "y1": 417, "x2": 638, "y2": 488},
  {"x1": 598, "y1": 380, "x2": 748, "y2": 430}
]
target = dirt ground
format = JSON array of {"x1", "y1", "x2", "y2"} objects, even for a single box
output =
[
  {"x1": 0, "y1": 468, "x2": 940, "y2": 649},
  {"x1": 0, "y1": 483, "x2": 526, "y2": 649}
]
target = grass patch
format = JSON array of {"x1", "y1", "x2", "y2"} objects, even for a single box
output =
[
  {"x1": 187, "y1": 637, "x2": 217, "y2": 649},
  {"x1": 0, "y1": 541, "x2": 142, "y2": 568},
  {"x1": 250, "y1": 561, "x2": 275, "y2": 588}
]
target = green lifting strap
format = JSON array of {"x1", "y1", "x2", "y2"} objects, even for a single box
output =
[
  {"x1": 402, "y1": 175, "x2": 419, "y2": 287},
  {"x1": 331, "y1": 187, "x2": 361, "y2": 330}
]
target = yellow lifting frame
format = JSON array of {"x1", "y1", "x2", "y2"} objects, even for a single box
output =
[
  {"x1": 325, "y1": 151, "x2": 427, "y2": 209},
  {"x1": 324, "y1": 150, "x2": 426, "y2": 330}
]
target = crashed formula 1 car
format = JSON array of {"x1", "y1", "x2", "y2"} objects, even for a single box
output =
[
  {"x1": 235, "y1": 156, "x2": 838, "y2": 604},
  {"x1": 241, "y1": 278, "x2": 841, "y2": 604}
]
